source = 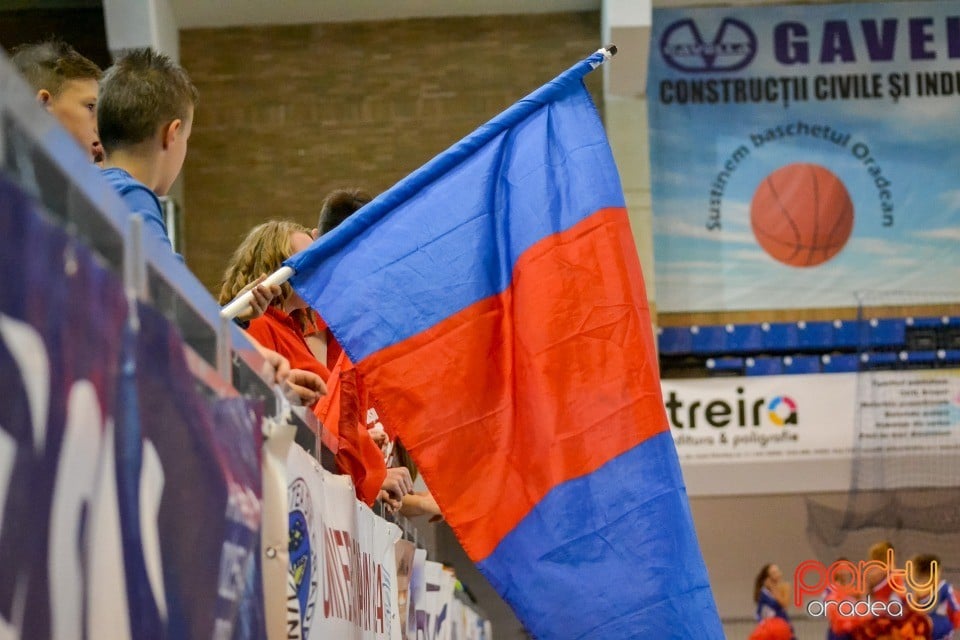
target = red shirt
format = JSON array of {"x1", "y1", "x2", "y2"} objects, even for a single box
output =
[
  {"x1": 247, "y1": 306, "x2": 386, "y2": 505},
  {"x1": 247, "y1": 307, "x2": 330, "y2": 388},
  {"x1": 303, "y1": 310, "x2": 343, "y2": 371}
]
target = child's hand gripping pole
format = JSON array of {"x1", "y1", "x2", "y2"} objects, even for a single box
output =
[{"x1": 220, "y1": 266, "x2": 295, "y2": 320}]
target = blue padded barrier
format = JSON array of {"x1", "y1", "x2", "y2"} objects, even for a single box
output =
[
  {"x1": 690, "y1": 325, "x2": 729, "y2": 354},
  {"x1": 899, "y1": 350, "x2": 938, "y2": 366},
  {"x1": 782, "y1": 354, "x2": 821, "y2": 375},
  {"x1": 831, "y1": 320, "x2": 862, "y2": 349},
  {"x1": 797, "y1": 321, "x2": 835, "y2": 350},
  {"x1": 745, "y1": 356, "x2": 783, "y2": 376},
  {"x1": 866, "y1": 318, "x2": 906, "y2": 348},
  {"x1": 658, "y1": 317, "x2": 954, "y2": 363},
  {"x1": 938, "y1": 349, "x2": 960, "y2": 365},
  {"x1": 906, "y1": 316, "x2": 946, "y2": 328},
  {"x1": 761, "y1": 322, "x2": 800, "y2": 352},
  {"x1": 657, "y1": 326, "x2": 692, "y2": 355},
  {"x1": 821, "y1": 354, "x2": 860, "y2": 373},
  {"x1": 724, "y1": 324, "x2": 765, "y2": 353},
  {"x1": 860, "y1": 351, "x2": 899, "y2": 369},
  {"x1": 706, "y1": 357, "x2": 745, "y2": 375}
]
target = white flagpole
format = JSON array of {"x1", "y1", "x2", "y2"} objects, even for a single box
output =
[
  {"x1": 594, "y1": 44, "x2": 617, "y2": 66},
  {"x1": 219, "y1": 266, "x2": 294, "y2": 320}
]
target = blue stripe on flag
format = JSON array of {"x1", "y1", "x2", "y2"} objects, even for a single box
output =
[
  {"x1": 476, "y1": 432, "x2": 724, "y2": 640},
  {"x1": 285, "y1": 54, "x2": 625, "y2": 363}
]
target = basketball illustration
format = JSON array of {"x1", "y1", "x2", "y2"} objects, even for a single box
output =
[{"x1": 749, "y1": 163, "x2": 854, "y2": 267}]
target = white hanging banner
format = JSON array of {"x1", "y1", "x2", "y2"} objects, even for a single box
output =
[
  {"x1": 666, "y1": 369, "x2": 960, "y2": 495},
  {"x1": 407, "y1": 549, "x2": 428, "y2": 639},
  {"x1": 285, "y1": 444, "x2": 402, "y2": 639},
  {"x1": 374, "y1": 516, "x2": 402, "y2": 639},
  {"x1": 414, "y1": 561, "x2": 455, "y2": 640},
  {"x1": 286, "y1": 445, "x2": 325, "y2": 640},
  {"x1": 648, "y1": 0, "x2": 960, "y2": 313},
  {"x1": 394, "y1": 539, "x2": 416, "y2": 640}
]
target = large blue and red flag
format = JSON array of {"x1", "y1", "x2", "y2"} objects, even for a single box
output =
[{"x1": 285, "y1": 50, "x2": 723, "y2": 638}]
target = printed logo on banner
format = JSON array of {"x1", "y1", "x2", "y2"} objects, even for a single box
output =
[
  {"x1": 767, "y1": 396, "x2": 798, "y2": 426},
  {"x1": 660, "y1": 17, "x2": 757, "y2": 72},
  {"x1": 215, "y1": 488, "x2": 262, "y2": 631},
  {"x1": 666, "y1": 386, "x2": 798, "y2": 430},
  {"x1": 288, "y1": 478, "x2": 319, "y2": 638},
  {"x1": 666, "y1": 383, "x2": 804, "y2": 450},
  {"x1": 322, "y1": 524, "x2": 387, "y2": 633}
]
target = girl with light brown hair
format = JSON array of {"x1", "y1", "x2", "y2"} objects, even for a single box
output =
[{"x1": 219, "y1": 220, "x2": 413, "y2": 508}]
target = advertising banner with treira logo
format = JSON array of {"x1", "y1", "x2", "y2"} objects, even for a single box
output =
[
  {"x1": 663, "y1": 368, "x2": 960, "y2": 495},
  {"x1": 648, "y1": 0, "x2": 960, "y2": 312}
]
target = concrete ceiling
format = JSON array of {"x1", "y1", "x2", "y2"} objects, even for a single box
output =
[
  {"x1": 0, "y1": 0, "x2": 101, "y2": 10},
  {"x1": 169, "y1": 0, "x2": 840, "y2": 31},
  {"x1": 171, "y1": 0, "x2": 604, "y2": 30}
]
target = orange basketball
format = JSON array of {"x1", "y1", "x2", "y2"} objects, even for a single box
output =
[{"x1": 750, "y1": 163, "x2": 854, "y2": 267}]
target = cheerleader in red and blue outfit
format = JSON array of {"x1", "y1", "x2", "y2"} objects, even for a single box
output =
[
  {"x1": 754, "y1": 564, "x2": 796, "y2": 640},
  {"x1": 911, "y1": 554, "x2": 960, "y2": 640}
]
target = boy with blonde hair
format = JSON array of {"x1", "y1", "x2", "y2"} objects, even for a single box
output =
[
  {"x1": 11, "y1": 39, "x2": 103, "y2": 162},
  {"x1": 98, "y1": 48, "x2": 325, "y2": 404}
]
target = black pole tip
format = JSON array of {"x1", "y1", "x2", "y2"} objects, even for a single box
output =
[{"x1": 604, "y1": 44, "x2": 618, "y2": 56}]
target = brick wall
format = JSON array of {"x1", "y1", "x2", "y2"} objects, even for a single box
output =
[{"x1": 180, "y1": 12, "x2": 602, "y2": 293}]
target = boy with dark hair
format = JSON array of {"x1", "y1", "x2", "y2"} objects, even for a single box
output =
[
  {"x1": 11, "y1": 39, "x2": 103, "y2": 162},
  {"x1": 316, "y1": 188, "x2": 372, "y2": 237},
  {"x1": 98, "y1": 47, "x2": 197, "y2": 257},
  {"x1": 306, "y1": 187, "x2": 441, "y2": 519},
  {"x1": 307, "y1": 188, "x2": 374, "y2": 363}
]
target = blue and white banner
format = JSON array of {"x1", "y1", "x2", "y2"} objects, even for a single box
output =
[
  {"x1": 394, "y1": 539, "x2": 416, "y2": 640},
  {"x1": 286, "y1": 444, "x2": 325, "y2": 639},
  {"x1": 0, "y1": 174, "x2": 263, "y2": 639},
  {"x1": 0, "y1": 169, "x2": 493, "y2": 638},
  {"x1": 648, "y1": 0, "x2": 960, "y2": 312},
  {"x1": 413, "y1": 561, "x2": 455, "y2": 640},
  {"x1": 407, "y1": 548, "x2": 428, "y2": 639},
  {"x1": 449, "y1": 598, "x2": 488, "y2": 640},
  {"x1": 286, "y1": 444, "x2": 403, "y2": 640},
  {"x1": 0, "y1": 174, "x2": 129, "y2": 639}
]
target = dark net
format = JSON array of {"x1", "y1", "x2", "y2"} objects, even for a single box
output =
[{"x1": 806, "y1": 290, "x2": 960, "y2": 585}]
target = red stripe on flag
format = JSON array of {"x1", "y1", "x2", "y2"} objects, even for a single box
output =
[{"x1": 360, "y1": 207, "x2": 668, "y2": 561}]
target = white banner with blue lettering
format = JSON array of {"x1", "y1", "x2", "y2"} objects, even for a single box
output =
[
  {"x1": 648, "y1": 0, "x2": 960, "y2": 312},
  {"x1": 286, "y1": 444, "x2": 402, "y2": 639},
  {"x1": 407, "y1": 548, "x2": 428, "y2": 638},
  {"x1": 414, "y1": 561, "x2": 455, "y2": 640}
]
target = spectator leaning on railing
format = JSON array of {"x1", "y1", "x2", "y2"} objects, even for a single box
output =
[
  {"x1": 218, "y1": 220, "x2": 414, "y2": 509},
  {"x1": 95, "y1": 47, "x2": 324, "y2": 405},
  {"x1": 11, "y1": 39, "x2": 103, "y2": 163},
  {"x1": 304, "y1": 188, "x2": 443, "y2": 522}
]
